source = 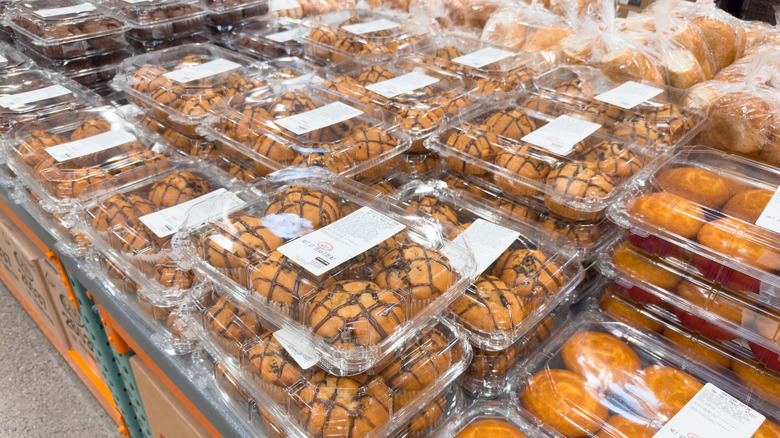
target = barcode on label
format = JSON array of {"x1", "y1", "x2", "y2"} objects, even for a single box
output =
[
  {"x1": 163, "y1": 59, "x2": 242, "y2": 84},
  {"x1": 274, "y1": 102, "x2": 362, "y2": 135},
  {"x1": 45, "y1": 129, "x2": 138, "y2": 162},
  {"x1": 0, "y1": 84, "x2": 72, "y2": 110}
]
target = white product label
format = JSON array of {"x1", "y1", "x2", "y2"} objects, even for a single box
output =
[
  {"x1": 122, "y1": 0, "x2": 155, "y2": 3},
  {"x1": 0, "y1": 55, "x2": 7, "y2": 65},
  {"x1": 273, "y1": 328, "x2": 320, "y2": 369},
  {"x1": 521, "y1": 115, "x2": 601, "y2": 155},
  {"x1": 45, "y1": 129, "x2": 138, "y2": 162},
  {"x1": 140, "y1": 189, "x2": 243, "y2": 238},
  {"x1": 274, "y1": 102, "x2": 363, "y2": 135},
  {"x1": 453, "y1": 47, "x2": 514, "y2": 69},
  {"x1": 34, "y1": 3, "x2": 96, "y2": 17},
  {"x1": 163, "y1": 59, "x2": 242, "y2": 84},
  {"x1": 653, "y1": 383, "x2": 764, "y2": 438},
  {"x1": 365, "y1": 72, "x2": 440, "y2": 98},
  {"x1": 278, "y1": 207, "x2": 405, "y2": 276},
  {"x1": 440, "y1": 218, "x2": 519, "y2": 275},
  {"x1": 270, "y1": 0, "x2": 300, "y2": 11},
  {"x1": 756, "y1": 186, "x2": 780, "y2": 234},
  {"x1": 342, "y1": 19, "x2": 400, "y2": 35},
  {"x1": 0, "y1": 84, "x2": 72, "y2": 110},
  {"x1": 595, "y1": 81, "x2": 664, "y2": 109},
  {"x1": 266, "y1": 28, "x2": 302, "y2": 43}
]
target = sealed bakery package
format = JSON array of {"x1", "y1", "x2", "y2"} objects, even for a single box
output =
[
  {"x1": 228, "y1": 16, "x2": 306, "y2": 59},
  {"x1": 5, "y1": 0, "x2": 126, "y2": 59},
  {"x1": 591, "y1": 281, "x2": 780, "y2": 406},
  {"x1": 259, "y1": 56, "x2": 326, "y2": 87},
  {"x1": 127, "y1": 30, "x2": 209, "y2": 53},
  {"x1": 2, "y1": 106, "x2": 174, "y2": 216},
  {"x1": 112, "y1": 43, "x2": 267, "y2": 137},
  {"x1": 399, "y1": 151, "x2": 442, "y2": 179},
  {"x1": 391, "y1": 179, "x2": 583, "y2": 351},
  {"x1": 321, "y1": 56, "x2": 477, "y2": 153},
  {"x1": 175, "y1": 168, "x2": 477, "y2": 375},
  {"x1": 200, "y1": 0, "x2": 270, "y2": 26},
  {"x1": 510, "y1": 310, "x2": 780, "y2": 438},
  {"x1": 715, "y1": 44, "x2": 780, "y2": 90},
  {"x1": 677, "y1": 0, "x2": 747, "y2": 76},
  {"x1": 270, "y1": 0, "x2": 357, "y2": 20},
  {"x1": 528, "y1": 65, "x2": 704, "y2": 151},
  {"x1": 137, "y1": 109, "x2": 222, "y2": 160},
  {"x1": 596, "y1": 235, "x2": 780, "y2": 374},
  {"x1": 194, "y1": 299, "x2": 471, "y2": 437},
  {"x1": 407, "y1": 33, "x2": 543, "y2": 99},
  {"x1": 425, "y1": 97, "x2": 661, "y2": 222},
  {"x1": 0, "y1": 41, "x2": 36, "y2": 75},
  {"x1": 300, "y1": 8, "x2": 426, "y2": 65},
  {"x1": 108, "y1": 0, "x2": 206, "y2": 41},
  {"x1": 431, "y1": 399, "x2": 554, "y2": 437},
  {"x1": 200, "y1": 83, "x2": 412, "y2": 179},
  {"x1": 0, "y1": 0, "x2": 17, "y2": 42}
]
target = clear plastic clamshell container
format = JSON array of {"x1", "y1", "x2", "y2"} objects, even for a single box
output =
[
  {"x1": 127, "y1": 30, "x2": 209, "y2": 53},
  {"x1": 108, "y1": 0, "x2": 206, "y2": 41},
  {"x1": 391, "y1": 179, "x2": 583, "y2": 351},
  {"x1": 425, "y1": 98, "x2": 660, "y2": 222},
  {"x1": 3, "y1": 106, "x2": 172, "y2": 214},
  {"x1": 300, "y1": 9, "x2": 426, "y2": 65},
  {"x1": 230, "y1": 16, "x2": 306, "y2": 59},
  {"x1": 0, "y1": 69, "x2": 101, "y2": 134},
  {"x1": 408, "y1": 33, "x2": 542, "y2": 98},
  {"x1": 431, "y1": 399, "x2": 554, "y2": 438},
  {"x1": 322, "y1": 56, "x2": 477, "y2": 152},
  {"x1": 5, "y1": 0, "x2": 126, "y2": 59},
  {"x1": 597, "y1": 235, "x2": 780, "y2": 374},
  {"x1": 510, "y1": 311, "x2": 780, "y2": 438},
  {"x1": 526, "y1": 65, "x2": 705, "y2": 151},
  {"x1": 195, "y1": 295, "x2": 471, "y2": 438},
  {"x1": 138, "y1": 110, "x2": 220, "y2": 160},
  {"x1": 201, "y1": 0, "x2": 269, "y2": 26},
  {"x1": 176, "y1": 169, "x2": 478, "y2": 375},
  {"x1": 113, "y1": 43, "x2": 266, "y2": 137},
  {"x1": 200, "y1": 84, "x2": 411, "y2": 179},
  {"x1": 0, "y1": 41, "x2": 36, "y2": 75}
]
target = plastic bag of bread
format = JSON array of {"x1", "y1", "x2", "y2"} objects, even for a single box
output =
[
  {"x1": 714, "y1": 45, "x2": 780, "y2": 90},
  {"x1": 480, "y1": 3, "x2": 573, "y2": 63},
  {"x1": 598, "y1": 31, "x2": 668, "y2": 86},
  {"x1": 408, "y1": 0, "x2": 469, "y2": 29},
  {"x1": 678, "y1": 0, "x2": 746, "y2": 75},
  {"x1": 538, "y1": 0, "x2": 598, "y2": 18}
]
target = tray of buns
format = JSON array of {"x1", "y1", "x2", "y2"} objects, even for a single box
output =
[
  {"x1": 391, "y1": 179, "x2": 582, "y2": 351},
  {"x1": 300, "y1": 9, "x2": 426, "y2": 65},
  {"x1": 139, "y1": 109, "x2": 221, "y2": 160},
  {"x1": 113, "y1": 43, "x2": 266, "y2": 137},
  {"x1": 526, "y1": 65, "x2": 704, "y2": 151},
  {"x1": 201, "y1": 0, "x2": 269, "y2": 26},
  {"x1": 195, "y1": 294, "x2": 470, "y2": 438},
  {"x1": 5, "y1": 0, "x2": 127, "y2": 59},
  {"x1": 108, "y1": 0, "x2": 206, "y2": 41},
  {"x1": 174, "y1": 169, "x2": 478, "y2": 375},
  {"x1": 229, "y1": 16, "x2": 305, "y2": 59},
  {"x1": 408, "y1": 33, "x2": 541, "y2": 98},
  {"x1": 425, "y1": 98, "x2": 660, "y2": 222},
  {"x1": 200, "y1": 83, "x2": 412, "y2": 179},
  {"x1": 431, "y1": 399, "x2": 553, "y2": 438},
  {"x1": 510, "y1": 311, "x2": 780, "y2": 438},
  {"x1": 321, "y1": 57, "x2": 477, "y2": 152},
  {"x1": 597, "y1": 235, "x2": 780, "y2": 375}
]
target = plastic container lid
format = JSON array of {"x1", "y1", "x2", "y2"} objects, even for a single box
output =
[
  {"x1": 511, "y1": 311, "x2": 780, "y2": 438},
  {"x1": 200, "y1": 84, "x2": 411, "y2": 179},
  {"x1": 126, "y1": 30, "x2": 209, "y2": 53},
  {"x1": 425, "y1": 98, "x2": 659, "y2": 222},
  {"x1": 391, "y1": 179, "x2": 583, "y2": 351},
  {"x1": 176, "y1": 169, "x2": 478, "y2": 375},
  {"x1": 431, "y1": 399, "x2": 554, "y2": 438},
  {"x1": 3, "y1": 106, "x2": 172, "y2": 213},
  {"x1": 229, "y1": 16, "x2": 306, "y2": 59},
  {"x1": 201, "y1": 0, "x2": 269, "y2": 26},
  {"x1": 0, "y1": 41, "x2": 36, "y2": 74},
  {"x1": 108, "y1": 0, "x2": 206, "y2": 40}
]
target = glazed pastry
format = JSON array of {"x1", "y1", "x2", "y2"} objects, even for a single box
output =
[
  {"x1": 71, "y1": 119, "x2": 111, "y2": 141},
  {"x1": 450, "y1": 275, "x2": 525, "y2": 333},
  {"x1": 560, "y1": 331, "x2": 642, "y2": 390},
  {"x1": 492, "y1": 249, "x2": 563, "y2": 299},
  {"x1": 544, "y1": 163, "x2": 615, "y2": 221},
  {"x1": 405, "y1": 196, "x2": 459, "y2": 227},
  {"x1": 445, "y1": 124, "x2": 500, "y2": 175},
  {"x1": 674, "y1": 279, "x2": 744, "y2": 341},
  {"x1": 245, "y1": 331, "x2": 304, "y2": 403},
  {"x1": 379, "y1": 328, "x2": 452, "y2": 392},
  {"x1": 91, "y1": 194, "x2": 156, "y2": 232},
  {"x1": 599, "y1": 286, "x2": 664, "y2": 333},
  {"x1": 574, "y1": 141, "x2": 642, "y2": 179},
  {"x1": 595, "y1": 415, "x2": 658, "y2": 438},
  {"x1": 494, "y1": 144, "x2": 551, "y2": 197},
  {"x1": 641, "y1": 364, "x2": 703, "y2": 420},
  {"x1": 611, "y1": 241, "x2": 680, "y2": 306},
  {"x1": 291, "y1": 147, "x2": 356, "y2": 174},
  {"x1": 18, "y1": 130, "x2": 69, "y2": 167},
  {"x1": 454, "y1": 419, "x2": 529, "y2": 438},
  {"x1": 722, "y1": 189, "x2": 773, "y2": 224},
  {"x1": 250, "y1": 251, "x2": 317, "y2": 319},
  {"x1": 206, "y1": 296, "x2": 262, "y2": 356},
  {"x1": 148, "y1": 171, "x2": 210, "y2": 208},
  {"x1": 155, "y1": 254, "x2": 196, "y2": 289},
  {"x1": 483, "y1": 108, "x2": 537, "y2": 141},
  {"x1": 467, "y1": 344, "x2": 518, "y2": 380},
  {"x1": 697, "y1": 218, "x2": 780, "y2": 272},
  {"x1": 628, "y1": 192, "x2": 706, "y2": 239},
  {"x1": 656, "y1": 167, "x2": 731, "y2": 209},
  {"x1": 264, "y1": 186, "x2": 341, "y2": 230}
]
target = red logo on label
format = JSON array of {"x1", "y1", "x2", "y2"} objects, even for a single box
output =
[
  {"x1": 687, "y1": 434, "x2": 701, "y2": 438},
  {"x1": 317, "y1": 242, "x2": 333, "y2": 251}
]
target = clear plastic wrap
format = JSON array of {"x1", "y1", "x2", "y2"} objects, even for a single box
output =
[
  {"x1": 229, "y1": 17, "x2": 306, "y2": 59},
  {"x1": 5, "y1": 0, "x2": 126, "y2": 58},
  {"x1": 679, "y1": 0, "x2": 747, "y2": 76},
  {"x1": 0, "y1": 41, "x2": 36, "y2": 75},
  {"x1": 270, "y1": 0, "x2": 357, "y2": 19},
  {"x1": 431, "y1": 399, "x2": 554, "y2": 438},
  {"x1": 127, "y1": 30, "x2": 209, "y2": 53},
  {"x1": 201, "y1": 0, "x2": 269, "y2": 26},
  {"x1": 108, "y1": 0, "x2": 206, "y2": 41}
]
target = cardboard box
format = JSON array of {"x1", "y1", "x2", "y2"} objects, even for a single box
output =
[
  {"x1": 0, "y1": 213, "x2": 69, "y2": 348},
  {"x1": 130, "y1": 355, "x2": 211, "y2": 438}
]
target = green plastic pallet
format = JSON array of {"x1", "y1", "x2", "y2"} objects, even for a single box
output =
[{"x1": 112, "y1": 347, "x2": 152, "y2": 438}]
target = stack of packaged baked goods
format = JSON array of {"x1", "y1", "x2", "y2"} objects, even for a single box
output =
[
  {"x1": 199, "y1": 0, "x2": 269, "y2": 44},
  {"x1": 5, "y1": 0, "x2": 134, "y2": 91},
  {"x1": 227, "y1": 15, "x2": 307, "y2": 59},
  {"x1": 108, "y1": 0, "x2": 208, "y2": 53}
]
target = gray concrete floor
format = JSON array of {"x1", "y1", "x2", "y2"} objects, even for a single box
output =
[{"x1": 0, "y1": 281, "x2": 121, "y2": 437}]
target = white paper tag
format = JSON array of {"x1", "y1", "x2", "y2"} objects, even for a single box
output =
[
  {"x1": 278, "y1": 207, "x2": 405, "y2": 276},
  {"x1": 122, "y1": 0, "x2": 155, "y2": 3},
  {"x1": 272, "y1": 328, "x2": 320, "y2": 369},
  {"x1": 266, "y1": 28, "x2": 302, "y2": 43},
  {"x1": 440, "y1": 218, "x2": 519, "y2": 275},
  {"x1": 163, "y1": 59, "x2": 242, "y2": 84},
  {"x1": 653, "y1": 383, "x2": 764, "y2": 438},
  {"x1": 453, "y1": 47, "x2": 514, "y2": 69},
  {"x1": 140, "y1": 189, "x2": 243, "y2": 238},
  {"x1": 365, "y1": 72, "x2": 440, "y2": 98},
  {"x1": 270, "y1": 0, "x2": 300, "y2": 11},
  {"x1": 274, "y1": 102, "x2": 363, "y2": 135},
  {"x1": 521, "y1": 115, "x2": 602, "y2": 155},
  {"x1": 0, "y1": 55, "x2": 8, "y2": 65},
  {"x1": 756, "y1": 186, "x2": 780, "y2": 234},
  {"x1": 595, "y1": 81, "x2": 664, "y2": 110},
  {"x1": 34, "y1": 3, "x2": 96, "y2": 17},
  {"x1": 0, "y1": 84, "x2": 72, "y2": 110},
  {"x1": 45, "y1": 129, "x2": 138, "y2": 162},
  {"x1": 342, "y1": 19, "x2": 400, "y2": 35}
]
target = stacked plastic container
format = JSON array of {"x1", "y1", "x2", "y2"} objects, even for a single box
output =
[
  {"x1": 200, "y1": 0, "x2": 269, "y2": 47},
  {"x1": 227, "y1": 16, "x2": 306, "y2": 59},
  {"x1": 108, "y1": 0, "x2": 207, "y2": 54},
  {"x1": 5, "y1": 0, "x2": 133, "y2": 89}
]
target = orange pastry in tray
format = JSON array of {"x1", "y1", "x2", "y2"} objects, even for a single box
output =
[
  {"x1": 595, "y1": 415, "x2": 658, "y2": 438},
  {"x1": 656, "y1": 167, "x2": 731, "y2": 209},
  {"x1": 641, "y1": 364, "x2": 703, "y2": 421},
  {"x1": 454, "y1": 419, "x2": 530, "y2": 438},
  {"x1": 611, "y1": 241, "x2": 680, "y2": 306},
  {"x1": 721, "y1": 189, "x2": 774, "y2": 224},
  {"x1": 560, "y1": 331, "x2": 642, "y2": 391},
  {"x1": 626, "y1": 191, "x2": 706, "y2": 257}
]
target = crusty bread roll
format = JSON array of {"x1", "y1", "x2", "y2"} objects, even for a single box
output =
[
  {"x1": 681, "y1": 84, "x2": 719, "y2": 108},
  {"x1": 662, "y1": 49, "x2": 706, "y2": 89},
  {"x1": 699, "y1": 92, "x2": 773, "y2": 157},
  {"x1": 691, "y1": 16, "x2": 741, "y2": 74},
  {"x1": 671, "y1": 22, "x2": 715, "y2": 80},
  {"x1": 600, "y1": 47, "x2": 666, "y2": 86},
  {"x1": 521, "y1": 26, "x2": 574, "y2": 52},
  {"x1": 481, "y1": 12, "x2": 528, "y2": 48},
  {"x1": 464, "y1": 0, "x2": 498, "y2": 29},
  {"x1": 558, "y1": 35, "x2": 596, "y2": 65}
]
